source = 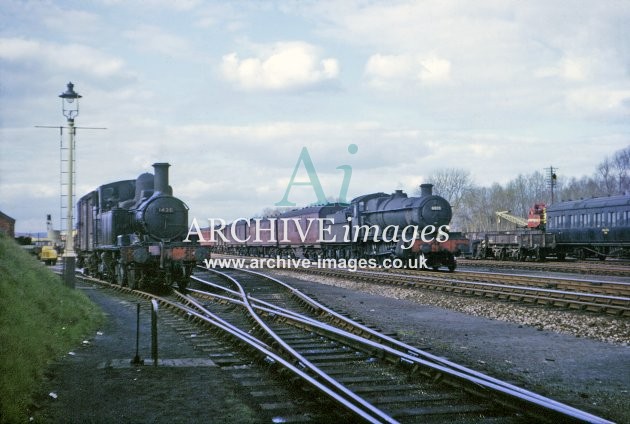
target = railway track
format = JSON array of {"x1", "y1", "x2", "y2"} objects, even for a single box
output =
[
  {"x1": 76, "y1": 268, "x2": 612, "y2": 423},
  {"x1": 245, "y1": 264, "x2": 630, "y2": 317},
  {"x1": 451, "y1": 270, "x2": 630, "y2": 297},
  {"x1": 184, "y1": 267, "x2": 611, "y2": 423},
  {"x1": 458, "y1": 258, "x2": 630, "y2": 277}
]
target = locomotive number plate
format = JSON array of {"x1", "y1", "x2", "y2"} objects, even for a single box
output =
[
  {"x1": 159, "y1": 207, "x2": 174, "y2": 213},
  {"x1": 431, "y1": 206, "x2": 442, "y2": 211}
]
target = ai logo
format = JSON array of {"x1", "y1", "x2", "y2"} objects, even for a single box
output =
[{"x1": 275, "y1": 144, "x2": 358, "y2": 206}]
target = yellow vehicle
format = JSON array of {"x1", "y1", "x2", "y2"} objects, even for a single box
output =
[{"x1": 39, "y1": 244, "x2": 58, "y2": 266}]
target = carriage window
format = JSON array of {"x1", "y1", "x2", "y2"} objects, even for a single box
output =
[{"x1": 610, "y1": 212, "x2": 616, "y2": 227}]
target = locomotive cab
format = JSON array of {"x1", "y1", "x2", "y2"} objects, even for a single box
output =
[{"x1": 75, "y1": 162, "x2": 208, "y2": 292}]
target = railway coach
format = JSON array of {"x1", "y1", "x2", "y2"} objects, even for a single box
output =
[
  {"x1": 471, "y1": 194, "x2": 630, "y2": 261},
  {"x1": 546, "y1": 194, "x2": 630, "y2": 260}
]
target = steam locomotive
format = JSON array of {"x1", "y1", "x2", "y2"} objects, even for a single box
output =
[
  {"x1": 212, "y1": 184, "x2": 464, "y2": 271},
  {"x1": 76, "y1": 163, "x2": 208, "y2": 290}
]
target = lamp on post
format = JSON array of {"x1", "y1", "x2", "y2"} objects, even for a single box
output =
[{"x1": 59, "y1": 82, "x2": 81, "y2": 288}]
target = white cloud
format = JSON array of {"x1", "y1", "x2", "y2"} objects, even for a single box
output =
[
  {"x1": 0, "y1": 37, "x2": 129, "y2": 79},
  {"x1": 100, "y1": 0, "x2": 200, "y2": 11},
  {"x1": 123, "y1": 25, "x2": 193, "y2": 57},
  {"x1": 534, "y1": 56, "x2": 591, "y2": 81},
  {"x1": 0, "y1": 183, "x2": 57, "y2": 199},
  {"x1": 565, "y1": 87, "x2": 630, "y2": 117},
  {"x1": 365, "y1": 54, "x2": 413, "y2": 80},
  {"x1": 42, "y1": 9, "x2": 103, "y2": 36},
  {"x1": 3, "y1": 1, "x2": 630, "y2": 233},
  {"x1": 365, "y1": 53, "x2": 451, "y2": 88},
  {"x1": 220, "y1": 41, "x2": 340, "y2": 91},
  {"x1": 418, "y1": 56, "x2": 451, "y2": 83}
]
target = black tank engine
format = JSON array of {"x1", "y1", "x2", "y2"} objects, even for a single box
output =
[{"x1": 76, "y1": 163, "x2": 207, "y2": 290}]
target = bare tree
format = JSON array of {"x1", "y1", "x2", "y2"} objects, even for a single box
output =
[
  {"x1": 597, "y1": 157, "x2": 616, "y2": 196},
  {"x1": 418, "y1": 148, "x2": 630, "y2": 234},
  {"x1": 416, "y1": 168, "x2": 475, "y2": 231},
  {"x1": 558, "y1": 175, "x2": 603, "y2": 201},
  {"x1": 613, "y1": 146, "x2": 630, "y2": 194},
  {"x1": 417, "y1": 168, "x2": 474, "y2": 210}
]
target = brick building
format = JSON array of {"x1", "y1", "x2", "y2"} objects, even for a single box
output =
[{"x1": 0, "y1": 211, "x2": 16, "y2": 238}]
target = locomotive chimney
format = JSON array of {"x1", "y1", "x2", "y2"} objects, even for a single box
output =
[
  {"x1": 153, "y1": 162, "x2": 172, "y2": 195},
  {"x1": 420, "y1": 184, "x2": 433, "y2": 197}
]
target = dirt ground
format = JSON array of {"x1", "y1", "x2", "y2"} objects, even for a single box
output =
[
  {"x1": 31, "y1": 273, "x2": 629, "y2": 423},
  {"x1": 30, "y1": 284, "x2": 261, "y2": 423}
]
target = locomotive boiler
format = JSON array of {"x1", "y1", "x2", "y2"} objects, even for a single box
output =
[
  {"x1": 215, "y1": 183, "x2": 460, "y2": 271},
  {"x1": 328, "y1": 184, "x2": 456, "y2": 270},
  {"x1": 76, "y1": 163, "x2": 207, "y2": 290}
]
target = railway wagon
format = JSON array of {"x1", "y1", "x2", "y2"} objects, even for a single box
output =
[
  {"x1": 76, "y1": 163, "x2": 208, "y2": 290},
  {"x1": 472, "y1": 231, "x2": 556, "y2": 261},
  {"x1": 472, "y1": 194, "x2": 630, "y2": 261},
  {"x1": 216, "y1": 204, "x2": 346, "y2": 258},
  {"x1": 546, "y1": 194, "x2": 630, "y2": 260}
]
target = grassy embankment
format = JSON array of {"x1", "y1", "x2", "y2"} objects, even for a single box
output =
[{"x1": 0, "y1": 233, "x2": 104, "y2": 423}]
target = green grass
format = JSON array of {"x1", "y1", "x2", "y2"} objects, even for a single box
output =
[{"x1": 0, "y1": 233, "x2": 104, "y2": 423}]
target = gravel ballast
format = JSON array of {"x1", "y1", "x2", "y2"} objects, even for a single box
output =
[
  {"x1": 32, "y1": 271, "x2": 629, "y2": 423},
  {"x1": 271, "y1": 269, "x2": 629, "y2": 423}
]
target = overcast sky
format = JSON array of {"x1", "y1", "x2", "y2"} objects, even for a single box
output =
[{"x1": 1, "y1": 0, "x2": 629, "y2": 234}]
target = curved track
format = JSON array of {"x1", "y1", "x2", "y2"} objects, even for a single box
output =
[
  {"x1": 184, "y1": 267, "x2": 612, "y2": 423},
  {"x1": 72, "y1": 267, "x2": 614, "y2": 423}
]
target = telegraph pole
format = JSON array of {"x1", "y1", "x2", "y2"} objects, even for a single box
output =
[{"x1": 546, "y1": 166, "x2": 558, "y2": 204}]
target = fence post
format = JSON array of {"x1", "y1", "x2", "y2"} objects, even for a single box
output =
[
  {"x1": 151, "y1": 299, "x2": 158, "y2": 367},
  {"x1": 131, "y1": 303, "x2": 143, "y2": 365}
]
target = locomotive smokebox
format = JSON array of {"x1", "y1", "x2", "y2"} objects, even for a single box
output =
[
  {"x1": 420, "y1": 184, "x2": 433, "y2": 197},
  {"x1": 153, "y1": 163, "x2": 172, "y2": 195}
]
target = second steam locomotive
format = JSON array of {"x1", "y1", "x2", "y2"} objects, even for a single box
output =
[
  {"x1": 76, "y1": 163, "x2": 208, "y2": 290},
  {"x1": 209, "y1": 184, "x2": 464, "y2": 271}
]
